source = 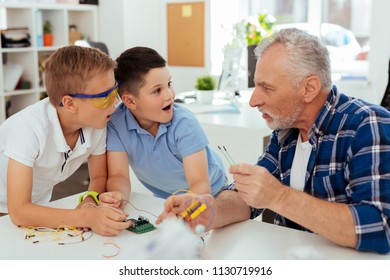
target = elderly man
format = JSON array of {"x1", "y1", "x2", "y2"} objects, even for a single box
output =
[{"x1": 157, "y1": 28, "x2": 390, "y2": 254}]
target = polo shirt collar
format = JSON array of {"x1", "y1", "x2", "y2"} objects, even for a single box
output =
[
  {"x1": 124, "y1": 106, "x2": 172, "y2": 136},
  {"x1": 48, "y1": 102, "x2": 69, "y2": 153},
  {"x1": 48, "y1": 102, "x2": 91, "y2": 152}
]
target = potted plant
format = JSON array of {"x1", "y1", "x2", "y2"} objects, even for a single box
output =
[
  {"x1": 194, "y1": 75, "x2": 216, "y2": 104},
  {"x1": 244, "y1": 13, "x2": 275, "y2": 87},
  {"x1": 245, "y1": 13, "x2": 275, "y2": 46},
  {"x1": 43, "y1": 20, "x2": 53, "y2": 46}
]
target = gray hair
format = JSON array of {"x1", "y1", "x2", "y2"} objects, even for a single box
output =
[{"x1": 254, "y1": 27, "x2": 332, "y2": 90}]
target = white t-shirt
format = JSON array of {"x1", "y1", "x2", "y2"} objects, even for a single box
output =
[
  {"x1": 290, "y1": 133, "x2": 313, "y2": 191},
  {"x1": 0, "y1": 98, "x2": 106, "y2": 213}
]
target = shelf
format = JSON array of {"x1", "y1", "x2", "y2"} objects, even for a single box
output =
[
  {"x1": 0, "y1": 2, "x2": 97, "y2": 123},
  {"x1": 0, "y1": 47, "x2": 34, "y2": 53},
  {"x1": 3, "y1": 89, "x2": 37, "y2": 97}
]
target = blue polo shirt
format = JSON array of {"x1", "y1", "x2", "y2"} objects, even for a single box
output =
[{"x1": 107, "y1": 103, "x2": 227, "y2": 198}]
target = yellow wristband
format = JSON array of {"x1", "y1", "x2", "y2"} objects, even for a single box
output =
[{"x1": 78, "y1": 191, "x2": 100, "y2": 204}]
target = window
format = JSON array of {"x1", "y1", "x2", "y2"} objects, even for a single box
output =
[
  {"x1": 210, "y1": 0, "x2": 372, "y2": 82},
  {"x1": 249, "y1": 0, "x2": 371, "y2": 80}
]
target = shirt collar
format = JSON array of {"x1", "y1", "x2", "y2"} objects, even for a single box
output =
[
  {"x1": 48, "y1": 102, "x2": 90, "y2": 152},
  {"x1": 48, "y1": 102, "x2": 69, "y2": 152},
  {"x1": 124, "y1": 104, "x2": 173, "y2": 136},
  {"x1": 309, "y1": 85, "x2": 339, "y2": 139}
]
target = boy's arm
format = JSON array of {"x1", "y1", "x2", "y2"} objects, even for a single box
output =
[
  {"x1": 7, "y1": 158, "x2": 36, "y2": 226},
  {"x1": 104, "y1": 151, "x2": 131, "y2": 209},
  {"x1": 7, "y1": 158, "x2": 130, "y2": 235},
  {"x1": 183, "y1": 148, "x2": 211, "y2": 194},
  {"x1": 86, "y1": 153, "x2": 108, "y2": 194}
]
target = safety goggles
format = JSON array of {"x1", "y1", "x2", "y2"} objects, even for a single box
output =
[{"x1": 59, "y1": 81, "x2": 119, "y2": 109}]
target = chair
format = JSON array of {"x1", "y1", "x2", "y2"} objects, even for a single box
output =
[
  {"x1": 88, "y1": 41, "x2": 109, "y2": 55},
  {"x1": 74, "y1": 40, "x2": 109, "y2": 55},
  {"x1": 380, "y1": 58, "x2": 390, "y2": 110}
]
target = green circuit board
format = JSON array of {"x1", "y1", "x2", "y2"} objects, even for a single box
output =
[{"x1": 126, "y1": 216, "x2": 156, "y2": 234}]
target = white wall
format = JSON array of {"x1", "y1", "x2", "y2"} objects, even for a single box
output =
[
  {"x1": 98, "y1": 0, "x2": 248, "y2": 93},
  {"x1": 98, "y1": 0, "x2": 390, "y2": 103},
  {"x1": 98, "y1": 0, "x2": 209, "y2": 93},
  {"x1": 98, "y1": 0, "x2": 163, "y2": 59},
  {"x1": 98, "y1": 0, "x2": 125, "y2": 59}
]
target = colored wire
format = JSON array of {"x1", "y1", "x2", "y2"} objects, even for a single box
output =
[
  {"x1": 168, "y1": 190, "x2": 216, "y2": 232},
  {"x1": 103, "y1": 239, "x2": 121, "y2": 258},
  {"x1": 120, "y1": 199, "x2": 158, "y2": 218},
  {"x1": 217, "y1": 145, "x2": 236, "y2": 166},
  {"x1": 170, "y1": 189, "x2": 195, "y2": 213},
  {"x1": 20, "y1": 225, "x2": 90, "y2": 245}
]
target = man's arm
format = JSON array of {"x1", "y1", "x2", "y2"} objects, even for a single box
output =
[
  {"x1": 156, "y1": 189, "x2": 251, "y2": 230},
  {"x1": 273, "y1": 186, "x2": 356, "y2": 248},
  {"x1": 231, "y1": 164, "x2": 357, "y2": 248},
  {"x1": 211, "y1": 190, "x2": 251, "y2": 229}
]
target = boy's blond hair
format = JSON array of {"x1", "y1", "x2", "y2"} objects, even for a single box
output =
[{"x1": 44, "y1": 45, "x2": 116, "y2": 106}]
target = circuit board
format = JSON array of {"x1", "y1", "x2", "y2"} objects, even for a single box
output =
[{"x1": 126, "y1": 216, "x2": 156, "y2": 234}]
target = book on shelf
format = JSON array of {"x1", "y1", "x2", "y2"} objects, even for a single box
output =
[
  {"x1": 0, "y1": 28, "x2": 31, "y2": 48},
  {"x1": 35, "y1": 9, "x2": 43, "y2": 47}
]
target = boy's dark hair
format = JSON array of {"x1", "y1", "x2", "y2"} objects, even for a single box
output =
[{"x1": 115, "y1": 46, "x2": 166, "y2": 97}]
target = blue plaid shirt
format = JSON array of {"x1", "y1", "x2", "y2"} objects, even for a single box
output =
[{"x1": 247, "y1": 86, "x2": 390, "y2": 254}]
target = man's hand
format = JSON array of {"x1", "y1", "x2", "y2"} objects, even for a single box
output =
[
  {"x1": 156, "y1": 193, "x2": 215, "y2": 231},
  {"x1": 230, "y1": 163, "x2": 285, "y2": 209}
]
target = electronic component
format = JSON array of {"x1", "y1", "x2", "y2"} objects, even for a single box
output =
[
  {"x1": 126, "y1": 216, "x2": 156, "y2": 234},
  {"x1": 179, "y1": 200, "x2": 207, "y2": 222}
]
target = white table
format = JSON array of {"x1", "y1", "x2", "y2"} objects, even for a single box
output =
[
  {"x1": 0, "y1": 193, "x2": 164, "y2": 260},
  {"x1": 1, "y1": 192, "x2": 388, "y2": 260},
  {"x1": 204, "y1": 219, "x2": 389, "y2": 260}
]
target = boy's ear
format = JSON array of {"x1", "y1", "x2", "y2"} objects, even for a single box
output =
[
  {"x1": 60, "y1": 96, "x2": 78, "y2": 112},
  {"x1": 121, "y1": 92, "x2": 137, "y2": 109}
]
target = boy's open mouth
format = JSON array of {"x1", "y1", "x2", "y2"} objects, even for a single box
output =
[{"x1": 162, "y1": 104, "x2": 172, "y2": 111}]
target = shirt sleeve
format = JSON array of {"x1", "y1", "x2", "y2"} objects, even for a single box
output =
[
  {"x1": 91, "y1": 127, "x2": 107, "y2": 156},
  {"x1": 256, "y1": 131, "x2": 281, "y2": 176},
  {"x1": 3, "y1": 124, "x2": 40, "y2": 167},
  {"x1": 174, "y1": 109, "x2": 209, "y2": 158},
  {"x1": 347, "y1": 111, "x2": 390, "y2": 254},
  {"x1": 106, "y1": 120, "x2": 126, "y2": 152}
]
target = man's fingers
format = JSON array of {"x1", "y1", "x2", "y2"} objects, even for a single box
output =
[{"x1": 229, "y1": 163, "x2": 258, "y2": 175}]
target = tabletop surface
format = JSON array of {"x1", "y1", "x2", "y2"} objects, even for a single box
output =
[
  {"x1": 177, "y1": 90, "x2": 271, "y2": 132},
  {"x1": 1, "y1": 192, "x2": 389, "y2": 260}
]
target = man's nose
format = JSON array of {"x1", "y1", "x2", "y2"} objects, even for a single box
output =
[{"x1": 249, "y1": 88, "x2": 264, "y2": 108}]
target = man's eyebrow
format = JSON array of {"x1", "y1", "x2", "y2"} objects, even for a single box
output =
[{"x1": 256, "y1": 81, "x2": 274, "y2": 88}]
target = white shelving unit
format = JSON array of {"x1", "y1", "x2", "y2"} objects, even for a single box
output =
[{"x1": 0, "y1": 2, "x2": 97, "y2": 123}]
